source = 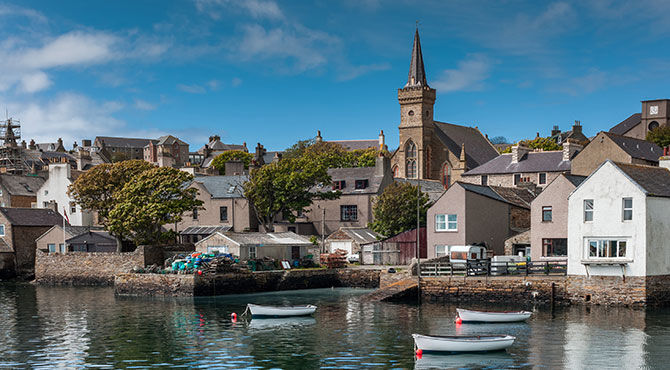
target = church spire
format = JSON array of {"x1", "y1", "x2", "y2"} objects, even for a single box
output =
[{"x1": 405, "y1": 28, "x2": 427, "y2": 88}]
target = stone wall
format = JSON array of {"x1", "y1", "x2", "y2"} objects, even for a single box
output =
[
  {"x1": 115, "y1": 273, "x2": 194, "y2": 297},
  {"x1": 566, "y1": 275, "x2": 670, "y2": 306}
]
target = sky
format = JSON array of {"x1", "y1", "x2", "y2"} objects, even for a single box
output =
[{"x1": 2, "y1": 0, "x2": 670, "y2": 151}]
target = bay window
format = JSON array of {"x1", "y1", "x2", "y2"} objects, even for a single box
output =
[{"x1": 586, "y1": 239, "x2": 627, "y2": 259}]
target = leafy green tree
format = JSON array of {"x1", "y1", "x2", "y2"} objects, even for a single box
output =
[
  {"x1": 210, "y1": 150, "x2": 253, "y2": 175},
  {"x1": 243, "y1": 156, "x2": 340, "y2": 232},
  {"x1": 369, "y1": 182, "x2": 431, "y2": 237},
  {"x1": 107, "y1": 167, "x2": 202, "y2": 245},
  {"x1": 646, "y1": 126, "x2": 670, "y2": 148},
  {"x1": 68, "y1": 160, "x2": 156, "y2": 226},
  {"x1": 285, "y1": 139, "x2": 385, "y2": 168},
  {"x1": 502, "y1": 137, "x2": 562, "y2": 153}
]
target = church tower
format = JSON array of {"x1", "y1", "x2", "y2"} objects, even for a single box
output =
[{"x1": 397, "y1": 28, "x2": 436, "y2": 179}]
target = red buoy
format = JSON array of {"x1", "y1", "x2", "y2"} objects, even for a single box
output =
[
  {"x1": 231, "y1": 312, "x2": 237, "y2": 322},
  {"x1": 455, "y1": 317, "x2": 463, "y2": 325},
  {"x1": 197, "y1": 270, "x2": 203, "y2": 275},
  {"x1": 415, "y1": 349, "x2": 423, "y2": 358}
]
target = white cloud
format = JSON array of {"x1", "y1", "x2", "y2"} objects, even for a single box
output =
[
  {"x1": 207, "y1": 79, "x2": 220, "y2": 90},
  {"x1": 19, "y1": 71, "x2": 51, "y2": 93},
  {"x1": 432, "y1": 54, "x2": 492, "y2": 93},
  {"x1": 134, "y1": 99, "x2": 157, "y2": 111},
  {"x1": 17, "y1": 31, "x2": 118, "y2": 69},
  {"x1": 0, "y1": 3, "x2": 47, "y2": 23},
  {"x1": 195, "y1": 0, "x2": 284, "y2": 20},
  {"x1": 554, "y1": 68, "x2": 609, "y2": 96},
  {"x1": 177, "y1": 83, "x2": 207, "y2": 94},
  {"x1": 231, "y1": 77, "x2": 242, "y2": 87}
]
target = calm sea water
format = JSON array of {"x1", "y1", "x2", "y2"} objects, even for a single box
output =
[{"x1": 1, "y1": 283, "x2": 669, "y2": 369}]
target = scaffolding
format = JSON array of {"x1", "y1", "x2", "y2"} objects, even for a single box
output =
[{"x1": 0, "y1": 117, "x2": 28, "y2": 174}]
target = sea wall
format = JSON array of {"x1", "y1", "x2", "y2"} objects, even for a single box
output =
[{"x1": 115, "y1": 268, "x2": 381, "y2": 297}]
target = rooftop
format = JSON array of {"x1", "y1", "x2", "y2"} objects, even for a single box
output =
[
  {"x1": 614, "y1": 162, "x2": 670, "y2": 198},
  {"x1": 609, "y1": 113, "x2": 641, "y2": 136},
  {"x1": 95, "y1": 136, "x2": 156, "y2": 149},
  {"x1": 457, "y1": 182, "x2": 536, "y2": 208},
  {"x1": 433, "y1": 121, "x2": 499, "y2": 169},
  {"x1": 602, "y1": 132, "x2": 661, "y2": 162},
  {"x1": 463, "y1": 150, "x2": 570, "y2": 176},
  {"x1": 222, "y1": 231, "x2": 312, "y2": 246},
  {"x1": 0, "y1": 207, "x2": 63, "y2": 226},
  {"x1": 0, "y1": 174, "x2": 45, "y2": 196},
  {"x1": 193, "y1": 175, "x2": 248, "y2": 198}
]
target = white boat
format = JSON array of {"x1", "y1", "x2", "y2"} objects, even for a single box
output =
[
  {"x1": 414, "y1": 352, "x2": 514, "y2": 369},
  {"x1": 247, "y1": 303, "x2": 317, "y2": 317},
  {"x1": 412, "y1": 334, "x2": 515, "y2": 353},
  {"x1": 457, "y1": 308, "x2": 531, "y2": 323},
  {"x1": 248, "y1": 317, "x2": 316, "y2": 330}
]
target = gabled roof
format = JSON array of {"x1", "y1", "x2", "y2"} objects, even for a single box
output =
[
  {"x1": 602, "y1": 132, "x2": 661, "y2": 162},
  {"x1": 223, "y1": 232, "x2": 312, "y2": 246},
  {"x1": 613, "y1": 162, "x2": 670, "y2": 198},
  {"x1": 327, "y1": 227, "x2": 381, "y2": 244},
  {"x1": 463, "y1": 151, "x2": 570, "y2": 175},
  {"x1": 95, "y1": 136, "x2": 156, "y2": 149},
  {"x1": 609, "y1": 113, "x2": 641, "y2": 135},
  {"x1": 156, "y1": 135, "x2": 188, "y2": 146},
  {"x1": 0, "y1": 174, "x2": 45, "y2": 196},
  {"x1": 0, "y1": 207, "x2": 63, "y2": 226},
  {"x1": 394, "y1": 178, "x2": 445, "y2": 202},
  {"x1": 193, "y1": 175, "x2": 248, "y2": 198},
  {"x1": 457, "y1": 182, "x2": 535, "y2": 209},
  {"x1": 563, "y1": 174, "x2": 587, "y2": 187},
  {"x1": 433, "y1": 121, "x2": 499, "y2": 169},
  {"x1": 180, "y1": 225, "x2": 231, "y2": 235},
  {"x1": 66, "y1": 230, "x2": 116, "y2": 244}
]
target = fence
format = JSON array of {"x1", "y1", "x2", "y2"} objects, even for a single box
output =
[{"x1": 419, "y1": 259, "x2": 567, "y2": 277}]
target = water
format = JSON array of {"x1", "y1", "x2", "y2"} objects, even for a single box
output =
[{"x1": 1, "y1": 283, "x2": 669, "y2": 369}]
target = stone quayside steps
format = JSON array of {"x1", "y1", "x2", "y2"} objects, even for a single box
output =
[{"x1": 115, "y1": 269, "x2": 381, "y2": 297}]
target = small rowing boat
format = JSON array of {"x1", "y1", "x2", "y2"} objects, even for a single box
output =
[
  {"x1": 412, "y1": 334, "x2": 515, "y2": 353},
  {"x1": 456, "y1": 308, "x2": 531, "y2": 323},
  {"x1": 247, "y1": 303, "x2": 317, "y2": 317}
]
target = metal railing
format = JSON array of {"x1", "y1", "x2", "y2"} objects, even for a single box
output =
[{"x1": 419, "y1": 259, "x2": 567, "y2": 277}]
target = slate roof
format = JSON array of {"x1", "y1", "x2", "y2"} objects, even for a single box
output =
[
  {"x1": 156, "y1": 135, "x2": 188, "y2": 146},
  {"x1": 328, "y1": 227, "x2": 381, "y2": 244},
  {"x1": 0, "y1": 174, "x2": 45, "y2": 196},
  {"x1": 563, "y1": 174, "x2": 587, "y2": 187},
  {"x1": 609, "y1": 113, "x2": 641, "y2": 135},
  {"x1": 223, "y1": 232, "x2": 312, "y2": 246},
  {"x1": 463, "y1": 151, "x2": 570, "y2": 175},
  {"x1": 36, "y1": 142, "x2": 58, "y2": 152},
  {"x1": 193, "y1": 175, "x2": 248, "y2": 198},
  {"x1": 262, "y1": 151, "x2": 283, "y2": 164},
  {"x1": 603, "y1": 132, "x2": 661, "y2": 162},
  {"x1": 394, "y1": 178, "x2": 446, "y2": 202},
  {"x1": 405, "y1": 28, "x2": 427, "y2": 88},
  {"x1": 180, "y1": 225, "x2": 231, "y2": 235},
  {"x1": 66, "y1": 230, "x2": 116, "y2": 244},
  {"x1": 457, "y1": 182, "x2": 536, "y2": 209},
  {"x1": 328, "y1": 140, "x2": 379, "y2": 151},
  {"x1": 95, "y1": 136, "x2": 156, "y2": 149},
  {"x1": 198, "y1": 138, "x2": 246, "y2": 153},
  {"x1": 433, "y1": 121, "x2": 499, "y2": 169},
  {"x1": 614, "y1": 162, "x2": 670, "y2": 198},
  {"x1": 0, "y1": 207, "x2": 63, "y2": 226},
  {"x1": 326, "y1": 167, "x2": 383, "y2": 195}
]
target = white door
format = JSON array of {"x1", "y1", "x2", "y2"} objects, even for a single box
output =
[{"x1": 329, "y1": 241, "x2": 352, "y2": 256}]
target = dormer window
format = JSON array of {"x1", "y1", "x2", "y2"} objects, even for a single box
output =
[
  {"x1": 332, "y1": 180, "x2": 346, "y2": 190},
  {"x1": 355, "y1": 179, "x2": 368, "y2": 189}
]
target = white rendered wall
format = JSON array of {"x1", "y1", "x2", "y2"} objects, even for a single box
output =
[
  {"x1": 37, "y1": 164, "x2": 93, "y2": 226},
  {"x1": 645, "y1": 196, "x2": 670, "y2": 276},
  {"x1": 567, "y1": 162, "x2": 647, "y2": 277}
]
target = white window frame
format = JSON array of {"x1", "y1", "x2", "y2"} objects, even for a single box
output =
[
  {"x1": 249, "y1": 246, "x2": 257, "y2": 259},
  {"x1": 585, "y1": 238, "x2": 628, "y2": 259},
  {"x1": 0, "y1": 224, "x2": 5, "y2": 236},
  {"x1": 59, "y1": 243, "x2": 66, "y2": 253},
  {"x1": 622, "y1": 197, "x2": 633, "y2": 221},
  {"x1": 435, "y1": 214, "x2": 447, "y2": 231},
  {"x1": 583, "y1": 199, "x2": 594, "y2": 222},
  {"x1": 435, "y1": 245, "x2": 449, "y2": 257},
  {"x1": 48, "y1": 243, "x2": 56, "y2": 253},
  {"x1": 447, "y1": 214, "x2": 457, "y2": 231},
  {"x1": 435, "y1": 214, "x2": 457, "y2": 231}
]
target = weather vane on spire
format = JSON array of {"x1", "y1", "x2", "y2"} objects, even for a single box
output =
[{"x1": 416, "y1": 20, "x2": 420, "y2": 29}]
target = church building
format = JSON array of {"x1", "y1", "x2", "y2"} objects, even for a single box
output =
[{"x1": 390, "y1": 29, "x2": 499, "y2": 188}]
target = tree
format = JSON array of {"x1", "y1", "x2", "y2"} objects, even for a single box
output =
[
  {"x1": 284, "y1": 139, "x2": 385, "y2": 168},
  {"x1": 107, "y1": 167, "x2": 202, "y2": 245},
  {"x1": 368, "y1": 182, "x2": 431, "y2": 237},
  {"x1": 210, "y1": 150, "x2": 253, "y2": 175},
  {"x1": 646, "y1": 126, "x2": 670, "y2": 148},
  {"x1": 502, "y1": 137, "x2": 562, "y2": 153},
  {"x1": 243, "y1": 156, "x2": 340, "y2": 232},
  {"x1": 490, "y1": 136, "x2": 509, "y2": 145},
  {"x1": 68, "y1": 160, "x2": 156, "y2": 226}
]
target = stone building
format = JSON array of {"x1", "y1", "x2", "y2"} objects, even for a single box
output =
[
  {"x1": 609, "y1": 99, "x2": 670, "y2": 140},
  {"x1": 570, "y1": 131, "x2": 661, "y2": 177},
  {"x1": 192, "y1": 135, "x2": 247, "y2": 169},
  {"x1": 194, "y1": 231, "x2": 314, "y2": 261},
  {"x1": 0, "y1": 174, "x2": 45, "y2": 208},
  {"x1": 35, "y1": 225, "x2": 104, "y2": 254},
  {"x1": 459, "y1": 140, "x2": 582, "y2": 189},
  {"x1": 548, "y1": 121, "x2": 589, "y2": 144},
  {"x1": 325, "y1": 227, "x2": 381, "y2": 260},
  {"x1": 94, "y1": 136, "x2": 156, "y2": 162},
  {"x1": 389, "y1": 29, "x2": 499, "y2": 187},
  {"x1": 144, "y1": 135, "x2": 189, "y2": 168},
  {"x1": 0, "y1": 207, "x2": 64, "y2": 278},
  {"x1": 426, "y1": 182, "x2": 536, "y2": 257}
]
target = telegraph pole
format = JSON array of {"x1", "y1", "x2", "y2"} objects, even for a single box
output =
[{"x1": 416, "y1": 182, "x2": 421, "y2": 304}]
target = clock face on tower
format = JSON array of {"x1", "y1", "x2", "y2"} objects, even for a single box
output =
[{"x1": 650, "y1": 105, "x2": 659, "y2": 115}]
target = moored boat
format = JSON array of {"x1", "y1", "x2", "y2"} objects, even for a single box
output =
[
  {"x1": 456, "y1": 308, "x2": 531, "y2": 323},
  {"x1": 247, "y1": 303, "x2": 317, "y2": 317},
  {"x1": 412, "y1": 334, "x2": 516, "y2": 353}
]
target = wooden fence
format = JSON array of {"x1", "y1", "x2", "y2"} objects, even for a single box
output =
[{"x1": 419, "y1": 260, "x2": 567, "y2": 277}]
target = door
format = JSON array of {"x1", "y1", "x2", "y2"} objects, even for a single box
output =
[
  {"x1": 291, "y1": 246, "x2": 301, "y2": 260},
  {"x1": 329, "y1": 241, "x2": 352, "y2": 255}
]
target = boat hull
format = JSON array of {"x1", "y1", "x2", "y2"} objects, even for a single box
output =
[
  {"x1": 247, "y1": 304, "x2": 317, "y2": 317},
  {"x1": 457, "y1": 308, "x2": 531, "y2": 323},
  {"x1": 412, "y1": 334, "x2": 515, "y2": 353}
]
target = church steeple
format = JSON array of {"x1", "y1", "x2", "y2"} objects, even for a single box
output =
[{"x1": 405, "y1": 28, "x2": 428, "y2": 88}]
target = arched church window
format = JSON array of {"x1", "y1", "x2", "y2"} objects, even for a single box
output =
[
  {"x1": 406, "y1": 141, "x2": 416, "y2": 158},
  {"x1": 405, "y1": 140, "x2": 417, "y2": 179},
  {"x1": 649, "y1": 121, "x2": 660, "y2": 131},
  {"x1": 407, "y1": 160, "x2": 417, "y2": 179},
  {"x1": 392, "y1": 165, "x2": 399, "y2": 178},
  {"x1": 442, "y1": 163, "x2": 452, "y2": 188}
]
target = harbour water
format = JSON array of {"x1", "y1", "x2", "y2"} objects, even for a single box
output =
[{"x1": 1, "y1": 283, "x2": 669, "y2": 369}]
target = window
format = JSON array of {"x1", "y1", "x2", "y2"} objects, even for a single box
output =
[
  {"x1": 0, "y1": 224, "x2": 4, "y2": 236},
  {"x1": 341, "y1": 205, "x2": 358, "y2": 221},
  {"x1": 70, "y1": 202, "x2": 76, "y2": 214},
  {"x1": 649, "y1": 121, "x2": 659, "y2": 130},
  {"x1": 435, "y1": 245, "x2": 448, "y2": 257},
  {"x1": 48, "y1": 244, "x2": 56, "y2": 253},
  {"x1": 584, "y1": 199, "x2": 594, "y2": 222},
  {"x1": 542, "y1": 206, "x2": 552, "y2": 222},
  {"x1": 481, "y1": 175, "x2": 488, "y2": 186},
  {"x1": 587, "y1": 239, "x2": 627, "y2": 259},
  {"x1": 220, "y1": 206, "x2": 228, "y2": 222},
  {"x1": 59, "y1": 243, "x2": 66, "y2": 253},
  {"x1": 406, "y1": 160, "x2": 417, "y2": 178},
  {"x1": 207, "y1": 246, "x2": 229, "y2": 254},
  {"x1": 543, "y1": 238, "x2": 567, "y2": 256},
  {"x1": 192, "y1": 207, "x2": 198, "y2": 220},
  {"x1": 514, "y1": 173, "x2": 521, "y2": 185},
  {"x1": 442, "y1": 164, "x2": 452, "y2": 188},
  {"x1": 355, "y1": 179, "x2": 369, "y2": 189},
  {"x1": 332, "y1": 180, "x2": 346, "y2": 190},
  {"x1": 622, "y1": 198, "x2": 633, "y2": 221},
  {"x1": 406, "y1": 141, "x2": 417, "y2": 179},
  {"x1": 435, "y1": 214, "x2": 457, "y2": 231},
  {"x1": 44, "y1": 190, "x2": 48, "y2": 196},
  {"x1": 539, "y1": 173, "x2": 547, "y2": 185},
  {"x1": 392, "y1": 165, "x2": 399, "y2": 178},
  {"x1": 249, "y1": 246, "x2": 257, "y2": 259}
]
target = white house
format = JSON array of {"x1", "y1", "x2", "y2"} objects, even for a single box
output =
[
  {"x1": 567, "y1": 160, "x2": 670, "y2": 277},
  {"x1": 37, "y1": 163, "x2": 94, "y2": 226}
]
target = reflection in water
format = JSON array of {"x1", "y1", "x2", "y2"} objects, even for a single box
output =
[{"x1": 0, "y1": 283, "x2": 668, "y2": 368}]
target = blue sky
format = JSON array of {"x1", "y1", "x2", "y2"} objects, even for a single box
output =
[{"x1": 2, "y1": 0, "x2": 670, "y2": 151}]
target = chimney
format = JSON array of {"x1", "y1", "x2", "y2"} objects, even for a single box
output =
[
  {"x1": 562, "y1": 139, "x2": 583, "y2": 162},
  {"x1": 243, "y1": 142, "x2": 248, "y2": 152},
  {"x1": 517, "y1": 179, "x2": 538, "y2": 195},
  {"x1": 72, "y1": 141, "x2": 78, "y2": 150},
  {"x1": 551, "y1": 125, "x2": 560, "y2": 137},
  {"x1": 572, "y1": 120, "x2": 583, "y2": 135},
  {"x1": 224, "y1": 160, "x2": 245, "y2": 176},
  {"x1": 315, "y1": 130, "x2": 323, "y2": 143},
  {"x1": 28, "y1": 139, "x2": 36, "y2": 150},
  {"x1": 511, "y1": 143, "x2": 530, "y2": 164},
  {"x1": 21, "y1": 140, "x2": 26, "y2": 149},
  {"x1": 378, "y1": 130, "x2": 385, "y2": 150},
  {"x1": 375, "y1": 152, "x2": 390, "y2": 178},
  {"x1": 82, "y1": 139, "x2": 91, "y2": 147}
]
